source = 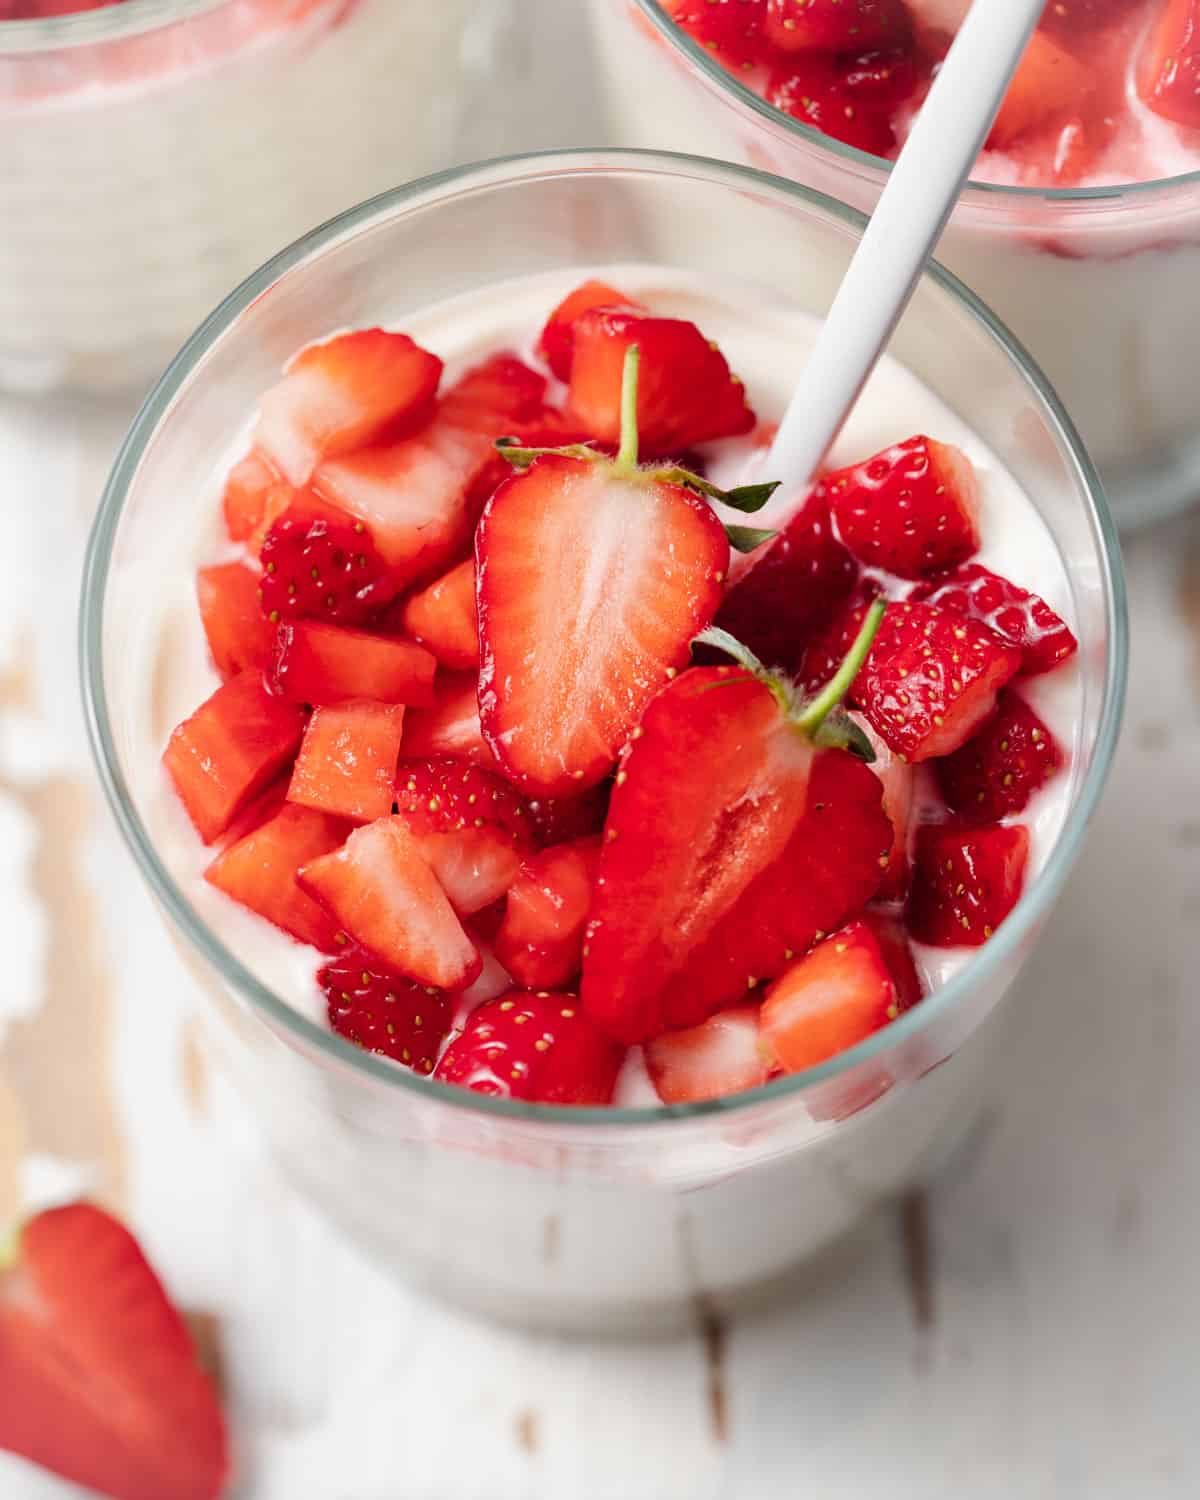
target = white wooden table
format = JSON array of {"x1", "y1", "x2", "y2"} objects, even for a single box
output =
[{"x1": 3, "y1": 5, "x2": 1200, "y2": 1496}]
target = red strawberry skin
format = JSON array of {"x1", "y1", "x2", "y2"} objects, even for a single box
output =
[
  {"x1": 538, "y1": 279, "x2": 642, "y2": 381},
  {"x1": 763, "y1": 0, "x2": 910, "y2": 52},
  {"x1": 476, "y1": 455, "x2": 729, "y2": 796},
  {"x1": 319, "y1": 948, "x2": 453, "y2": 1073},
  {"x1": 580, "y1": 668, "x2": 891, "y2": 1043},
  {"x1": 270, "y1": 621, "x2": 436, "y2": 707},
  {"x1": 766, "y1": 55, "x2": 899, "y2": 156},
  {"x1": 435, "y1": 991, "x2": 622, "y2": 1105},
  {"x1": 259, "y1": 505, "x2": 396, "y2": 628},
  {"x1": 910, "y1": 562, "x2": 1078, "y2": 676},
  {"x1": 670, "y1": 0, "x2": 767, "y2": 65},
  {"x1": 494, "y1": 836, "x2": 602, "y2": 991},
  {"x1": 0, "y1": 1202, "x2": 228, "y2": 1500},
  {"x1": 907, "y1": 822, "x2": 1030, "y2": 947},
  {"x1": 935, "y1": 690, "x2": 1064, "y2": 822}
]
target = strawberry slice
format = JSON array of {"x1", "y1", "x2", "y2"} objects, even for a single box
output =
[
  {"x1": 221, "y1": 449, "x2": 292, "y2": 546},
  {"x1": 934, "y1": 689, "x2": 1064, "y2": 822},
  {"x1": 318, "y1": 948, "x2": 453, "y2": 1072},
  {"x1": 494, "y1": 836, "x2": 602, "y2": 990},
  {"x1": 525, "y1": 782, "x2": 612, "y2": 848},
  {"x1": 766, "y1": 55, "x2": 899, "y2": 155},
  {"x1": 907, "y1": 822, "x2": 1030, "y2": 946},
  {"x1": 299, "y1": 817, "x2": 480, "y2": 988},
  {"x1": 711, "y1": 488, "x2": 858, "y2": 672},
  {"x1": 0, "y1": 1202, "x2": 228, "y2": 1500},
  {"x1": 270, "y1": 621, "x2": 436, "y2": 706},
  {"x1": 394, "y1": 756, "x2": 534, "y2": 914},
  {"x1": 567, "y1": 308, "x2": 755, "y2": 457},
  {"x1": 205, "y1": 802, "x2": 349, "y2": 952},
  {"x1": 288, "y1": 700, "x2": 407, "y2": 824},
  {"x1": 823, "y1": 436, "x2": 980, "y2": 579},
  {"x1": 400, "y1": 557, "x2": 479, "y2": 670},
  {"x1": 438, "y1": 352, "x2": 548, "y2": 432},
  {"x1": 763, "y1": 0, "x2": 910, "y2": 52},
  {"x1": 1139, "y1": 0, "x2": 1200, "y2": 126},
  {"x1": 910, "y1": 563, "x2": 1078, "y2": 676},
  {"x1": 434, "y1": 991, "x2": 622, "y2": 1104},
  {"x1": 163, "y1": 671, "x2": 305, "y2": 844},
  {"x1": 253, "y1": 329, "x2": 443, "y2": 486},
  {"x1": 644, "y1": 1005, "x2": 771, "y2": 1105},
  {"x1": 400, "y1": 671, "x2": 495, "y2": 766},
  {"x1": 258, "y1": 502, "x2": 397, "y2": 628},
  {"x1": 760, "y1": 917, "x2": 910, "y2": 1074},
  {"x1": 196, "y1": 562, "x2": 275, "y2": 680},
  {"x1": 538, "y1": 279, "x2": 643, "y2": 381}
]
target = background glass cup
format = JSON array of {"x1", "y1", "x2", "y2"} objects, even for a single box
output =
[
  {"x1": 0, "y1": 0, "x2": 485, "y2": 395},
  {"x1": 81, "y1": 151, "x2": 1126, "y2": 1335},
  {"x1": 586, "y1": 0, "x2": 1200, "y2": 530}
]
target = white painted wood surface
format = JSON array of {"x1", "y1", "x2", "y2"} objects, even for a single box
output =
[{"x1": 2, "y1": 4, "x2": 1199, "y2": 1496}]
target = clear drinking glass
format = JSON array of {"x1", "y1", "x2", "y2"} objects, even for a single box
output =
[
  {"x1": 587, "y1": 0, "x2": 1200, "y2": 529},
  {"x1": 81, "y1": 151, "x2": 1127, "y2": 1335},
  {"x1": 0, "y1": 0, "x2": 483, "y2": 394}
]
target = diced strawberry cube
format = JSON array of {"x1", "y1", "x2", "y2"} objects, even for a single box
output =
[
  {"x1": 494, "y1": 836, "x2": 602, "y2": 990},
  {"x1": 400, "y1": 672, "x2": 495, "y2": 766},
  {"x1": 910, "y1": 563, "x2": 1078, "y2": 676},
  {"x1": 163, "y1": 671, "x2": 305, "y2": 844},
  {"x1": 907, "y1": 822, "x2": 1030, "y2": 946},
  {"x1": 253, "y1": 329, "x2": 443, "y2": 486},
  {"x1": 1139, "y1": 0, "x2": 1200, "y2": 127},
  {"x1": 763, "y1": 0, "x2": 910, "y2": 53},
  {"x1": 288, "y1": 701, "x2": 407, "y2": 823},
  {"x1": 538, "y1": 279, "x2": 643, "y2": 381},
  {"x1": 644, "y1": 1005, "x2": 771, "y2": 1105},
  {"x1": 989, "y1": 31, "x2": 1094, "y2": 147},
  {"x1": 438, "y1": 353, "x2": 548, "y2": 432},
  {"x1": 399, "y1": 558, "x2": 478, "y2": 670},
  {"x1": 934, "y1": 690, "x2": 1064, "y2": 822},
  {"x1": 221, "y1": 449, "x2": 293, "y2": 546},
  {"x1": 196, "y1": 562, "x2": 275, "y2": 680},
  {"x1": 270, "y1": 621, "x2": 436, "y2": 706}
]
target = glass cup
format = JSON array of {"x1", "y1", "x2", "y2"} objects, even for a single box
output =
[
  {"x1": 81, "y1": 150, "x2": 1127, "y2": 1335},
  {"x1": 0, "y1": 0, "x2": 487, "y2": 395},
  {"x1": 586, "y1": 0, "x2": 1200, "y2": 530}
]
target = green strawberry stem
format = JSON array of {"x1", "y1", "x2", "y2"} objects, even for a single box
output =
[
  {"x1": 616, "y1": 343, "x2": 640, "y2": 472},
  {"x1": 795, "y1": 599, "x2": 886, "y2": 738}
]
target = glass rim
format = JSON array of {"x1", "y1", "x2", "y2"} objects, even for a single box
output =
[
  {"x1": 79, "y1": 147, "x2": 1129, "y2": 1129},
  {"x1": 0, "y1": 0, "x2": 251, "y2": 53},
  {"x1": 628, "y1": 0, "x2": 1200, "y2": 203}
]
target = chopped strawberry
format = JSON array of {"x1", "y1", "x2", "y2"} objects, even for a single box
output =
[
  {"x1": 644, "y1": 1005, "x2": 771, "y2": 1104},
  {"x1": 394, "y1": 756, "x2": 534, "y2": 914},
  {"x1": 270, "y1": 621, "x2": 436, "y2": 706},
  {"x1": 538, "y1": 279, "x2": 643, "y2": 381},
  {"x1": 288, "y1": 700, "x2": 406, "y2": 823},
  {"x1": 907, "y1": 822, "x2": 1030, "y2": 946},
  {"x1": 1139, "y1": 0, "x2": 1200, "y2": 125},
  {"x1": 205, "y1": 802, "x2": 349, "y2": 952},
  {"x1": 863, "y1": 907, "x2": 924, "y2": 1010},
  {"x1": 766, "y1": 55, "x2": 899, "y2": 155},
  {"x1": 934, "y1": 689, "x2": 1064, "y2": 821},
  {"x1": 221, "y1": 449, "x2": 292, "y2": 546},
  {"x1": 399, "y1": 557, "x2": 478, "y2": 670},
  {"x1": 163, "y1": 670, "x2": 305, "y2": 844},
  {"x1": 760, "y1": 918, "x2": 909, "y2": 1074},
  {"x1": 435, "y1": 991, "x2": 622, "y2": 1104},
  {"x1": 0, "y1": 1202, "x2": 228, "y2": 1500},
  {"x1": 823, "y1": 436, "x2": 980, "y2": 579},
  {"x1": 258, "y1": 504, "x2": 396, "y2": 628},
  {"x1": 318, "y1": 948, "x2": 453, "y2": 1072},
  {"x1": 477, "y1": 454, "x2": 728, "y2": 795},
  {"x1": 526, "y1": 781, "x2": 612, "y2": 848},
  {"x1": 567, "y1": 308, "x2": 755, "y2": 457},
  {"x1": 299, "y1": 817, "x2": 480, "y2": 989},
  {"x1": 763, "y1": 0, "x2": 910, "y2": 53},
  {"x1": 988, "y1": 31, "x2": 1095, "y2": 147},
  {"x1": 196, "y1": 562, "x2": 275, "y2": 680},
  {"x1": 669, "y1": 0, "x2": 768, "y2": 66},
  {"x1": 909, "y1": 562, "x2": 1078, "y2": 676},
  {"x1": 438, "y1": 352, "x2": 548, "y2": 432},
  {"x1": 253, "y1": 329, "x2": 443, "y2": 486},
  {"x1": 839, "y1": 45, "x2": 920, "y2": 112},
  {"x1": 494, "y1": 836, "x2": 602, "y2": 990},
  {"x1": 400, "y1": 671, "x2": 495, "y2": 766},
  {"x1": 711, "y1": 488, "x2": 858, "y2": 672},
  {"x1": 861, "y1": 718, "x2": 915, "y2": 898},
  {"x1": 796, "y1": 583, "x2": 882, "y2": 696}
]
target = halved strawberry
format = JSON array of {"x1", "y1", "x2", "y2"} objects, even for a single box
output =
[
  {"x1": 823, "y1": 436, "x2": 980, "y2": 579},
  {"x1": 1139, "y1": 0, "x2": 1200, "y2": 126},
  {"x1": 763, "y1": 0, "x2": 910, "y2": 53},
  {"x1": 525, "y1": 782, "x2": 612, "y2": 848},
  {"x1": 988, "y1": 31, "x2": 1094, "y2": 147},
  {"x1": 399, "y1": 558, "x2": 478, "y2": 670},
  {"x1": 221, "y1": 449, "x2": 292, "y2": 546},
  {"x1": 287, "y1": 700, "x2": 406, "y2": 824},
  {"x1": 567, "y1": 308, "x2": 755, "y2": 457},
  {"x1": 400, "y1": 671, "x2": 495, "y2": 766},
  {"x1": 205, "y1": 802, "x2": 349, "y2": 952},
  {"x1": 760, "y1": 918, "x2": 907, "y2": 1074},
  {"x1": 438, "y1": 352, "x2": 548, "y2": 432},
  {"x1": 494, "y1": 836, "x2": 602, "y2": 990},
  {"x1": 394, "y1": 756, "x2": 534, "y2": 914},
  {"x1": 907, "y1": 822, "x2": 1030, "y2": 946},
  {"x1": 163, "y1": 671, "x2": 305, "y2": 844},
  {"x1": 910, "y1": 563, "x2": 1078, "y2": 676},
  {"x1": 253, "y1": 329, "x2": 443, "y2": 486},
  {"x1": 318, "y1": 948, "x2": 453, "y2": 1072},
  {"x1": 934, "y1": 689, "x2": 1064, "y2": 822},
  {"x1": 258, "y1": 502, "x2": 396, "y2": 628},
  {"x1": 0, "y1": 1202, "x2": 228, "y2": 1500},
  {"x1": 711, "y1": 488, "x2": 858, "y2": 672},
  {"x1": 766, "y1": 55, "x2": 899, "y2": 156},
  {"x1": 299, "y1": 817, "x2": 480, "y2": 988},
  {"x1": 270, "y1": 621, "x2": 436, "y2": 706},
  {"x1": 538, "y1": 279, "x2": 643, "y2": 381},
  {"x1": 434, "y1": 991, "x2": 622, "y2": 1104},
  {"x1": 644, "y1": 1005, "x2": 771, "y2": 1105},
  {"x1": 196, "y1": 562, "x2": 275, "y2": 680}
]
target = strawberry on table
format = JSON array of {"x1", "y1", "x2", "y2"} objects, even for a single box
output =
[
  {"x1": 196, "y1": 562, "x2": 275, "y2": 680},
  {"x1": 288, "y1": 700, "x2": 407, "y2": 824},
  {"x1": 644, "y1": 1005, "x2": 772, "y2": 1105},
  {"x1": 538, "y1": 278, "x2": 644, "y2": 381},
  {"x1": 400, "y1": 557, "x2": 479, "y2": 670},
  {"x1": 258, "y1": 501, "x2": 397, "y2": 628},
  {"x1": 934, "y1": 689, "x2": 1064, "y2": 821},
  {"x1": 253, "y1": 329, "x2": 443, "y2": 486},
  {"x1": 435, "y1": 991, "x2": 622, "y2": 1104},
  {"x1": 907, "y1": 822, "x2": 1030, "y2": 946},
  {"x1": 494, "y1": 836, "x2": 602, "y2": 990},
  {"x1": 1139, "y1": 0, "x2": 1200, "y2": 126},
  {"x1": 319, "y1": 948, "x2": 453, "y2": 1072},
  {"x1": 400, "y1": 671, "x2": 495, "y2": 766},
  {"x1": 0, "y1": 1202, "x2": 228, "y2": 1500},
  {"x1": 910, "y1": 562, "x2": 1078, "y2": 675},
  {"x1": 763, "y1": 0, "x2": 911, "y2": 52},
  {"x1": 270, "y1": 621, "x2": 436, "y2": 706},
  {"x1": 299, "y1": 817, "x2": 480, "y2": 989}
]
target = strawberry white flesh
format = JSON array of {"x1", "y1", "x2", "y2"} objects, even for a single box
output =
[{"x1": 645, "y1": 1005, "x2": 771, "y2": 1104}]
